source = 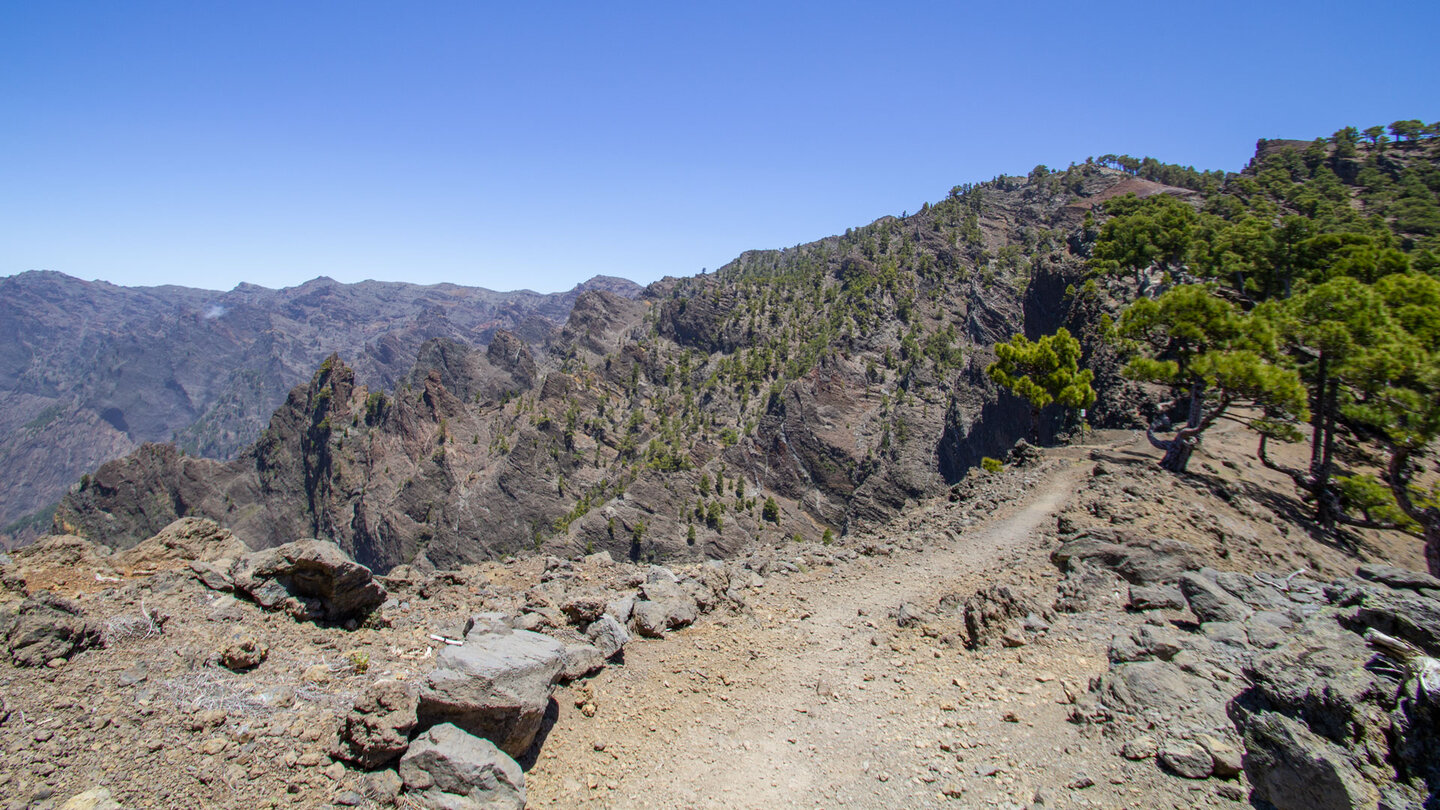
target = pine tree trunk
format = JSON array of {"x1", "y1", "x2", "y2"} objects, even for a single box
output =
[
  {"x1": 1426, "y1": 515, "x2": 1440, "y2": 579},
  {"x1": 1309, "y1": 354, "x2": 1329, "y2": 477},
  {"x1": 1159, "y1": 432, "x2": 1197, "y2": 472},
  {"x1": 1386, "y1": 449, "x2": 1440, "y2": 578},
  {"x1": 1147, "y1": 383, "x2": 1204, "y2": 473}
]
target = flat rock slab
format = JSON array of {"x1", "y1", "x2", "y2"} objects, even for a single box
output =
[
  {"x1": 1179, "y1": 572, "x2": 1253, "y2": 624},
  {"x1": 1051, "y1": 529, "x2": 1200, "y2": 585}
]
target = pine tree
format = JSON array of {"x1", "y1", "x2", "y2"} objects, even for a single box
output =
[
  {"x1": 986, "y1": 328, "x2": 1096, "y2": 443},
  {"x1": 1116, "y1": 285, "x2": 1306, "y2": 472}
]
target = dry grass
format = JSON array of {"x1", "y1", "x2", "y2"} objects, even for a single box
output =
[{"x1": 102, "y1": 600, "x2": 164, "y2": 645}]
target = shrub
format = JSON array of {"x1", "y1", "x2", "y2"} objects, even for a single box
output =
[{"x1": 981, "y1": 457, "x2": 1004, "y2": 474}]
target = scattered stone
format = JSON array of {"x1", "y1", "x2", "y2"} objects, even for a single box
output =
[
  {"x1": 219, "y1": 637, "x2": 268, "y2": 671},
  {"x1": 1197, "y1": 734, "x2": 1242, "y2": 779},
  {"x1": 604, "y1": 595, "x2": 635, "y2": 624},
  {"x1": 337, "y1": 679, "x2": 419, "y2": 770},
  {"x1": 1159, "y1": 739, "x2": 1214, "y2": 779},
  {"x1": 894, "y1": 601, "x2": 924, "y2": 628},
  {"x1": 559, "y1": 595, "x2": 607, "y2": 625},
  {"x1": 629, "y1": 578, "x2": 698, "y2": 637},
  {"x1": 559, "y1": 643, "x2": 606, "y2": 681},
  {"x1": 1215, "y1": 783, "x2": 1245, "y2": 802},
  {"x1": 1065, "y1": 774, "x2": 1095, "y2": 789},
  {"x1": 1121, "y1": 735, "x2": 1157, "y2": 760},
  {"x1": 57, "y1": 788, "x2": 123, "y2": 810},
  {"x1": 398, "y1": 723, "x2": 525, "y2": 810},
  {"x1": 188, "y1": 561, "x2": 234, "y2": 591},
  {"x1": 1200, "y1": 621, "x2": 1249, "y2": 648},
  {"x1": 417, "y1": 615, "x2": 565, "y2": 757},
  {"x1": 1128, "y1": 583, "x2": 1186, "y2": 611},
  {"x1": 207, "y1": 595, "x2": 245, "y2": 622},
  {"x1": 948, "y1": 585, "x2": 1032, "y2": 648},
  {"x1": 363, "y1": 769, "x2": 403, "y2": 806}
]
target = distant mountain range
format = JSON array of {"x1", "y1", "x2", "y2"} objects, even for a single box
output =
[{"x1": 0, "y1": 271, "x2": 642, "y2": 542}]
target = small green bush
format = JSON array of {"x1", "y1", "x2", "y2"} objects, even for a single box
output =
[{"x1": 981, "y1": 456, "x2": 1004, "y2": 474}]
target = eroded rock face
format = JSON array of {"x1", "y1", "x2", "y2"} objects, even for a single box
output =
[
  {"x1": 417, "y1": 615, "x2": 565, "y2": 758},
  {"x1": 1239, "y1": 712, "x2": 1378, "y2": 810},
  {"x1": 337, "y1": 679, "x2": 420, "y2": 770},
  {"x1": 228, "y1": 539, "x2": 386, "y2": 623},
  {"x1": 1, "y1": 592, "x2": 102, "y2": 667}
]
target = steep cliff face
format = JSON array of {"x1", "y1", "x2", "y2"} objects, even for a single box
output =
[
  {"x1": 55, "y1": 164, "x2": 1173, "y2": 570},
  {"x1": 0, "y1": 273, "x2": 642, "y2": 540}
]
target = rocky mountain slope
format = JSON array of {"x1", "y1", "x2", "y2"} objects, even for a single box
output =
[
  {"x1": 0, "y1": 272, "x2": 642, "y2": 543},
  {"x1": 54, "y1": 160, "x2": 1184, "y2": 572},
  {"x1": 1, "y1": 426, "x2": 1434, "y2": 809}
]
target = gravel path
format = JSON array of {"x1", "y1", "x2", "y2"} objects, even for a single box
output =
[{"x1": 526, "y1": 449, "x2": 1224, "y2": 809}]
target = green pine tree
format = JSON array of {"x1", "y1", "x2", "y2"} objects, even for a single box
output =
[{"x1": 986, "y1": 327, "x2": 1096, "y2": 443}]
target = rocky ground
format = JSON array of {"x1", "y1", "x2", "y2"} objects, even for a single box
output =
[{"x1": 1, "y1": 426, "x2": 1436, "y2": 809}]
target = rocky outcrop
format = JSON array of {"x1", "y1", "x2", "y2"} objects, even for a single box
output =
[
  {"x1": 1065, "y1": 551, "x2": 1440, "y2": 807},
  {"x1": 228, "y1": 539, "x2": 386, "y2": 623},
  {"x1": 0, "y1": 592, "x2": 102, "y2": 666},
  {"x1": 337, "y1": 679, "x2": 420, "y2": 770},
  {"x1": 1051, "y1": 529, "x2": 1201, "y2": 586}
]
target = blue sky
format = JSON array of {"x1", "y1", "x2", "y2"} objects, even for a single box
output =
[{"x1": 3, "y1": 2, "x2": 1437, "y2": 294}]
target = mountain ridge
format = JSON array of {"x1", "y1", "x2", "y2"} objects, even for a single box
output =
[{"x1": 0, "y1": 271, "x2": 643, "y2": 543}]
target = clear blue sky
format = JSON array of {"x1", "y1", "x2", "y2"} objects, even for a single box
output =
[{"x1": 3, "y1": 2, "x2": 1437, "y2": 293}]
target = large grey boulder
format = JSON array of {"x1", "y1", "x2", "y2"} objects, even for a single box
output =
[
  {"x1": 398, "y1": 723, "x2": 525, "y2": 810},
  {"x1": 228, "y1": 539, "x2": 385, "y2": 623},
  {"x1": 337, "y1": 679, "x2": 419, "y2": 770},
  {"x1": 417, "y1": 614, "x2": 565, "y2": 757},
  {"x1": 585, "y1": 614, "x2": 631, "y2": 659},
  {"x1": 628, "y1": 577, "x2": 698, "y2": 638},
  {"x1": 2, "y1": 592, "x2": 102, "y2": 667}
]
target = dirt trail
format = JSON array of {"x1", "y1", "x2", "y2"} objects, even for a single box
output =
[{"x1": 527, "y1": 446, "x2": 1209, "y2": 809}]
